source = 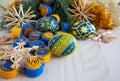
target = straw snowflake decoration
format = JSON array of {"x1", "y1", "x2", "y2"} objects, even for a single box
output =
[
  {"x1": 68, "y1": 0, "x2": 95, "y2": 22},
  {"x1": 0, "y1": 36, "x2": 12, "y2": 45},
  {"x1": 0, "y1": 41, "x2": 38, "y2": 69},
  {"x1": 4, "y1": 4, "x2": 36, "y2": 28}
]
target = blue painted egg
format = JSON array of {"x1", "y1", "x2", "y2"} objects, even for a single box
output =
[
  {"x1": 37, "y1": 17, "x2": 59, "y2": 32},
  {"x1": 72, "y1": 21, "x2": 96, "y2": 39},
  {"x1": 48, "y1": 33, "x2": 77, "y2": 56}
]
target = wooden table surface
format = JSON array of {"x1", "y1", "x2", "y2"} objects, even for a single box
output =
[{"x1": 0, "y1": 26, "x2": 120, "y2": 81}]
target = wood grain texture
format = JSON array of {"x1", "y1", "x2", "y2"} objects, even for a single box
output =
[{"x1": 0, "y1": 30, "x2": 114, "y2": 81}]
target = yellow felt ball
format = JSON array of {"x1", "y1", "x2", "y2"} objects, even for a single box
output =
[{"x1": 11, "y1": 27, "x2": 22, "y2": 40}]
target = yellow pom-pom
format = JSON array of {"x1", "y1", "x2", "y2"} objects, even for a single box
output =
[{"x1": 11, "y1": 27, "x2": 21, "y2": 40}]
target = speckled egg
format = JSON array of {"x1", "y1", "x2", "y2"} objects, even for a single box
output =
[
  {"x1": 48, "y1": 33, "x2": 77, "y2": 56},
  {"x1": 71, "y1": 21, "x2": 96, "y2": 39},
  {"x1": 37, "y1": 17, "x2": 59, "y2": 32}
]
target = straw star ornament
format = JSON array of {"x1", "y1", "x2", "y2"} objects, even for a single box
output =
[
  {"x1": 4, "y1": 4, "x2": 36, "y2": 28},
  {"x1": 68, "y1": 0, "x2": 95, "y2": 22}
]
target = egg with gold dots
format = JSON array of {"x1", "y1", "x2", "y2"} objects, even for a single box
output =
[
  {"x1": 72, "y1": 21, "x2": 96, "y2": 39},
  {"x1": 48, "y1": 33, "x2": 77, "y2": 56},
  {"x1": 37, "y1": 17, "x2": 59, "y2": 32}
]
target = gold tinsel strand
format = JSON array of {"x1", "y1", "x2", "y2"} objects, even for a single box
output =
[{"x1": 90, "y1": 2, "x2": 114, "y2": 30}]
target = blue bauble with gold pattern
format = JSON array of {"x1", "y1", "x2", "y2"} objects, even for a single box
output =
[
  {"x1": 71, "y1": 21, "x2": 96, "y2": 39},
  {"x1": 48, "y1": 33, "x2": 77, "y2": 56},
  {"x1": 37, "y1": 17, "x2": 59, "y2": 32}
]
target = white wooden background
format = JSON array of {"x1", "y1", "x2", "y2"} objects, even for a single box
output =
[
  {"x1": 0, "y1": 0, "x2": 120, "y2": 80},
  {"x1": 0, "y1": 26, "x2": 120, "y2": 81}
]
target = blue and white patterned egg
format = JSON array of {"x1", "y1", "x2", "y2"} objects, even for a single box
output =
[
  {"x1": 72, "y1": 21, "x2": 96, "y2": 39},
  {"x1": 37, "y1": 17, "x2": 59, "y2": 32}
]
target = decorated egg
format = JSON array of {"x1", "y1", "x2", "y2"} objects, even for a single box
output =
[
  {"x1": 48, "y1": 33, "x2": 77, "y2": 56},
  {"x1": 37, "y1": 17, "x2": 59, "y2": 32},
  {"x1": 39, "y1": 4, "x2": 52, "y2": 16},
  {"x1": 55, "y1": 31, "x2": 65, "y2": 35},
  {"x1": 71, "y1": 21, "x2": 96, "y2": 39}
]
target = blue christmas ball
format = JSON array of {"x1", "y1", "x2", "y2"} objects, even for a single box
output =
[
  {"x1": 72, "y1": 21, "x2": 96, "y2": 39},
  {"x1": 48, "y1": 33, "x2": 77, "y2": 56},
  {"x1": 37, "y1": 17, "x2": 59, "y2": 32}
]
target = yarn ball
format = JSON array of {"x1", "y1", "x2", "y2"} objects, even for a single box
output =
[
  {"x1": 59, "y1": 22, "x2": 69, "y2": 32},
  {"x1": 13, "y1": 37, "x2": 29, "y2": 47},
  {"x1": 41, "y1": 32, "x2": 54, "y2": 46},
  {"x1": 29, "y1": 40, "x2": 44, "y2": 48},
  {"x1": 71, "y1": 21, "x2": 96, "y2": 39},
  {"x1": 0, "y1": 60, "x2": 19, "y2": 79},
  {"x1": 37, "y1": 17, "x2": 59, "y2": 32},
  {"x1": 11, "y1": 27, "x2": 22, "y2": 40},
  {"x1": 24, "y1": 58, "x2": 45, "y2": 78},
  {"x1": 29, "y1": 30, "x2": 42, "y2": 41},
  {"x1": 22, "y1": 24, "x2": 34, "y2": 37},
  {"x1": 48, "y1": 33, "x2": 77, "y2": 56}
]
